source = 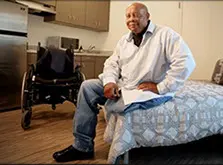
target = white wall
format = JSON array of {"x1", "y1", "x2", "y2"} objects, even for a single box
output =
[
  {"x1": 98, "y1": 1, "x2": 182, "y2": 50},
  {"x1": 181, "y1": 1, "x2": 223, "y2": 80},
  {"x1": 27, "y1": 14, "x2": 100, "y2": 49}
]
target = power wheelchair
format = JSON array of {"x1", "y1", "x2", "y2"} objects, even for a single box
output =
[{"x1": 21, "y1": 43, "x2": 85, "y2": 130}]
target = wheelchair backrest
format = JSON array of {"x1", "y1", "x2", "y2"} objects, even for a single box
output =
[{"x1": 36, "y1": 47, "x2": 74, "y2": 79}]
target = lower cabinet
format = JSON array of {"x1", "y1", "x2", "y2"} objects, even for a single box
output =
[
  {"x1": 81, "y1": 56, "x2": 95, "y2": 79},
  {"x1": 74, "y1": 55, "x2": 108, "y2": 79},
  {"x1": 95, "y1": 56, "x2": 107, "y2": 78}
]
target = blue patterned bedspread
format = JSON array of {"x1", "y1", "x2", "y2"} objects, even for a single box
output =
[{"x1": 103, "y1": 80, "x2": 223, "y2": 163}]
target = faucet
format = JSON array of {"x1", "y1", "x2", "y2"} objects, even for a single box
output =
[{"x1": 87, "y1": 45, "x2": 95, "y2": 52}]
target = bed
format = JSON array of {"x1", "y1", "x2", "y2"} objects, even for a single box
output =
[{"x1": 103, "y1": 59, "x2": 223, "y2": 164}]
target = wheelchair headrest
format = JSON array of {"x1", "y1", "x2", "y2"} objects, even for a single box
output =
[{"x1": 36, "y1": 47, "x2": 74, "y2": 79}]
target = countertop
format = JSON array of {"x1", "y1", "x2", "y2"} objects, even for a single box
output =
[{"x1": 27, "y1": 49, "x2": 113, "y2": 57}]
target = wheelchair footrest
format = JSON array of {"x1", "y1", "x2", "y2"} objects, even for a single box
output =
[{"x1": 44, "y1": 95, "x2": 67, "y2": 104}]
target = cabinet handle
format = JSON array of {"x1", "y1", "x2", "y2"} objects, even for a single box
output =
[
  {"x1": 98, "y1": 21, "x2": 100, "y2": 27},
  {"x1": 82, "y1": 62, "x2": 85, "y2": 67}
]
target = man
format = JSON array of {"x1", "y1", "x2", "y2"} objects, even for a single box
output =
[{"x1": 53, "y1": 2, "x2": 196, "y2": 162}]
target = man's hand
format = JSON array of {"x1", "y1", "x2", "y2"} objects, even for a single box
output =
[
  {"x1": 104, "y1": 82, "x2": 120, "y2": 99},
  {"x1": 137, "y1": 82, "x2": 159, "y2": 94}
]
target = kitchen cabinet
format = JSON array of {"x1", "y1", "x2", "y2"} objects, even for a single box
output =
[
  {"x1": 53, "y1": 0, "x2": 70, "y2": 24},
  {"x1": 96, "y1": 1, "x2": 110, "y2": 31},
  {"x1": 85, "y1": 0, "x2": 110, "y2": 31},
  {"x1": 81, "y1": 56, "x2": 95, "y2": 79},
  {"x1": 44, "y1": 0, "x2": 110, "y2": 32},
  {"x1": 70, "y1": 1, "x2": 86, "y2": 26},
  {"x1": 33, "y1": 0, "x2": 56, "y2": 7},
  {"x1": 95, "y1": 56, "x2": 107, "y2": 77},
  {"x1": 44, "y1": 1, "x2": 86, "y2": 27},
  {"x1": 74, "y1": 55, "x2": 108, "y2": 79}
]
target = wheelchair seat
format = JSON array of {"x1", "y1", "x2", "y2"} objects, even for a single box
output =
[{"x1": 21, "y1": 43, "x2": 85, "y2": 130}]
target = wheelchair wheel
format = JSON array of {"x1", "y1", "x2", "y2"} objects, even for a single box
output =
[
  {"x1": 21, "y1": 110, "x2": 32, "y2": 130},
  {"x1": 21, "y1": 71, "x2": 28, "y2": 112},
  {"x1": 21, "y1": 66, "x2": 34, "y2": 130}
]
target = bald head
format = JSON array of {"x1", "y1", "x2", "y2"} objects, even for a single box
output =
[
  {"x1": 125, "y1": 2, "x2": 150, "y2": 34},
  {"x1": 126, "y1": 2, "x2": 149, "y2": 14}
]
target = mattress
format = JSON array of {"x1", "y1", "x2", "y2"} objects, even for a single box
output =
[{"x1": 103, "y1": 80, "x2": 223, "y2": 163}]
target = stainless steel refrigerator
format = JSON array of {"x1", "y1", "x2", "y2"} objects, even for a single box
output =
[{"x1": 0, "y1": 1, "x2": 28, "y2": 111}]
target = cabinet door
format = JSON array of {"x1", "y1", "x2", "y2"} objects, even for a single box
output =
[
  {"x1": 85, "y1": 0, "x2": 98, "y2": 29},
  {"x1": 71, "y1": 1, "x2": 86, "y2": 26},
  {"x1": 44, "y1": 0, "x2": 110, "y2": 31},
  {"x1": 81, "y1": 56, "x2": 95, "y2": 79},
  {"x1": 81, "y1": 61, "x2": 95, "y2": 79},
  {"x1": 97, "y1": 1, "x2": 110, "y2": 31},
  {"x1": 55, "y1": 1, "x2": 71, "y2": 23},
  {"x1": 95, "y1": 56, "x2": 108, "y2": 78},
  {"x1": 85, "y1": 0, "x2": 110, "y2": 31}
]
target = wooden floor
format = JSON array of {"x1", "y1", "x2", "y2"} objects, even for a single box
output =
[
  {"x1": 1, "y1": 102, "x2": 223, "y2": 164},
  {"x1": 0, "y1": 102, "x2": 110, "y2": 164}
]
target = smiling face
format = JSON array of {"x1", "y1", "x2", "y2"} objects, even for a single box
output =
[{"x1": 125, "y1": 3, "x2": 150, "y2": 34}]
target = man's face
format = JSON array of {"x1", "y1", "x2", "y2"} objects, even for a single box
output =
[{"x1": 125, "y1": 5, "x2": 149, "y2": 34}]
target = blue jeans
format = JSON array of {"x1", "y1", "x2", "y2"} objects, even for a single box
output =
[{"x1": 72, "y1": 79, "x2": 172, "y2": 152}]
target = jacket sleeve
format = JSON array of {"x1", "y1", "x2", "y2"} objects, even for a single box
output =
[
  {"x1": 102, "y1": 41, "x2": 121, "y2": 86},
  {"x1": 157, "y1": 29, "x2": 196, "y2": 94}
]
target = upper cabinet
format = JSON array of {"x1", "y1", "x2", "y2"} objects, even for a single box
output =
[
  {"x1": 54, "y1": 0, "x2": 85, "y2": 26},
  {"x1": 70, "y1": 1, "x2": 86, "y2": 27},
  {"x1": 33, "y1": 0, "x2": 56, "y2": 7},
  {"x1": 85, "y1": 0, "x2": 110, "y2": 31},
  {"x1": 52, "y1": 0, "x2": 71, "y2": 24},
  {"x1": 44, "y1": 0, "x2": 110, "y2": 32}
]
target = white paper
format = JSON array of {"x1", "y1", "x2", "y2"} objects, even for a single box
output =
[{"x1": 121, "y1": 88, "x2": 162, "y2": 105}]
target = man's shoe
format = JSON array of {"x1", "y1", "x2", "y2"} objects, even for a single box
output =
[{"x1": 53, "y1": 145, "x2": 94, "y2": 162}]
